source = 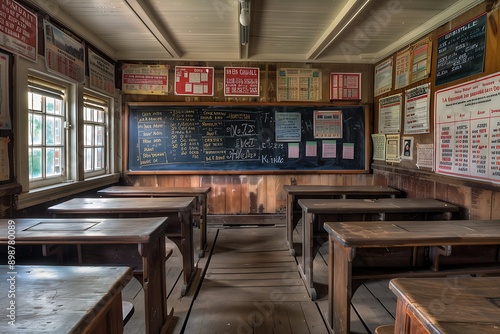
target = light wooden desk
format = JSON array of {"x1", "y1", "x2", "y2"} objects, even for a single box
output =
[
  {"x1": 298, "y1": 198, "x2": 459, "y2": 300},
  {"x1": 390, "y1": 277, "x2": 500, "y2": 334},
  {"x1": 0, "y1": 265, "x2": 132, "y2": 333},
  {"x1": 283, "y1": 185, "x2": 400, "y2": 255},
  {"x1": 98, "y1": 186, "x2": 211, "y2": 258},
  {"x1": 47, "y1": 197, "x2": 196, "y2": 297},
  {"x1": 0, "y1": 217, "x2": 171, "y2": 334},
  {"x1": 324, "y1": 220, "x2": 500, "y2": 334}
]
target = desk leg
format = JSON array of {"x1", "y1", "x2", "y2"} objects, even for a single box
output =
[
  {"x1": 198, "y1": 195, "x2": 207, "y2": 258},
  {"x1": 286, "y1": 194, "x2": 295, "y2": 255},
  {"x1": 328, "y1": 239, "x2": 355, "y2": 334},
  {"x1": 139, "y1": 233, "x2": 172, "y2": 334},
  {"x1": 180, "y1": 210, "x2": 196, "y2": 296},
  {"x1": 299, "y1": 211, "x2": 316, "y2": 300}
]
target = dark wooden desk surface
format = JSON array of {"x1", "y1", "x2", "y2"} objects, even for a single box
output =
[
  {"x1": 284, "y1": 185, "x2": 400, "y2": 254},
  {"x1": 0, "y1": 265, "x2": 132, "y2": 333},
  {"x1": 98, "y1": 186, "x2": 211, "y2": 258},
  {"x1": 47, "y1": 197, "x2": 196, "y2": 297},
  {"x1": 298, "y1": 198, "x2": 460, "y2": 300},
  {"x1": 390, "y1": 277, "x2": 500, "y2": 334},
  {"x1": 324, "y1": 220, "x2": 500, "y2": 334},
  {"x1": 48, "y1": 197, "x2": 194, "y2": 214},
  {"x1": 0, "y1": 217, "x2": 171, "y2": 334}
]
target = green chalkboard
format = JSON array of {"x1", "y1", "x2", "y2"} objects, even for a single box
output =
[{"x1": 125, "y1": 103, "x2": 369, "y2": 173}]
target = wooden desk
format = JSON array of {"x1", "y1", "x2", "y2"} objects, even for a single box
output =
[
  {"x1": 390, "y1": 277, "x2": 500, "y2": 334},
  {"x1": 0, "y1": 265, "x2": 132, "y2": 333},
  {"x1": 98, "y1": 186, "x2": 211, "y2": 258},
  {"x1": 283, "y1": 185, "x2": 400, "y2": 255},
  {"x1": 0, "y1": 217, "x2": 171, "y2": 334},
  {"x1": 324, "y1": 220, "x2": 500, "y2": 334},
  {"x1": 47, "y1": 197, "x2": 196, "y2": 297},
  {"x1": 298, "y1": 198, "x2": 459, "y2": 300}
]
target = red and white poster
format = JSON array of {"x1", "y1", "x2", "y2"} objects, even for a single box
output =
[
  {"x1": 224, "y1": 67, "x2": 259, "y2": 96},
  {"x1": 175, "y1": 66, "x2": 214, "y2": 96},
  {"x1": 435, "y1": 72, "x2": 500, "y2": 184},
  {"x1": 0, "y1": 0, "x2": 37, "y2": 62},
  {"x1": 330, "y1": 73, "x2": 361, "y2": 100},
  {"x1": 122, "y1": 63, "x2": 169, "y2": 95}
]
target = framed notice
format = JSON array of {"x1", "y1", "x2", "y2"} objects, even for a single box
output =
[
  {"x1": 374, "y1": 58, "x2": 393, "y2": 96},
  {"x1": 313, "y1": 110, "x2": 342, "y2": 138},
  {"x1": 277, "y1": 68, "x2": 321, "y2": 102},
  {"x1": 275, "y1": 112, "x2": 301, "y2": 142},
  {"x1": 378, "y1": 93, "x2": 402, "y2": 134},
  {"x1": 88, "y1": 49, "x2": 115, "y2": 96},
  {"x1": 395, "y1": 48, "x2": 410, "y2": 89},
  {"x1": 0, "y1": 0, "x2": 37, "y2": 62},
  {"x1": 411, "y1": 38, "x2": 432, "y2": 83},
  {"x1": 122, "y1": 64, "x2": 169, "y2": 95},
  {"x1": 404, "y1": 83, "x2": 430, "y2": 134},
  {"x1": 175, "y1": 66, "x2": 214, "y2": 96},
  {"x1": 224, "y1": 67, "x2": 259, "y2": 96},
  {"x1": 44, "y1": 20, "x2": 85, "y2": 83},
  {"x1": 330, "y1": 73, "x2": 361, "y2": 100}
]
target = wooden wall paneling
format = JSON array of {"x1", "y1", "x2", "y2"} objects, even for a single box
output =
[
  {"x1": 470, "y1": 188, "x2": 492, "y2": 220},
  {"x1": 256, "y1": 175, "x2": 268, "y2": 213},
  {"x1": 445, "y1": 184, "x2": 471, "y2": 219},
  {"x1": 491, "y1": 190, "x2": 500, "y2": 219},
  {"x1": 400, "y1": 174, "x2": 417, "y2": 198},
  {"x1": 156, "y1": 175, "x2": 175, "y2": 187},
  {"x1": 486, "y1": 8, "x2": 500, "y2": 73},
  {"x1": 275, "y1": 175, "x2": 286, "y2": 214},
  {"x1": 203, "y1": 175, "x2": 226, "y2": 214},
  {"x1": 226, "y1": 176, "x2": 243, "y2": 214},
  {"x1": 414, "y1": 178, "x2": 435, "y2": 199},
  {"x1": 265, "y1": 175, "x2": 278, "y2": 214},
  {"x1": 245, "y1": 175, "x2": 261, "y2": 214}
]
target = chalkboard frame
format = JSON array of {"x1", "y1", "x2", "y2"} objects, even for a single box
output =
[{"x1": 124, "y1": 102, "x2": 371, "y2": 175}]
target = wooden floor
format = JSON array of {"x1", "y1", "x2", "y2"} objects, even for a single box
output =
[{"x1": 123, "y1": 220, "x2": 397, "y2": 333}]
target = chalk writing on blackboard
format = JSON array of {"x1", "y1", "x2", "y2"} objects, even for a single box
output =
[{"x1": 436, "y1": 13, "x2": 486, "y2": 86}]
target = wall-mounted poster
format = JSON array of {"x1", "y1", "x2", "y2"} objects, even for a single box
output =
[
  {"x1": 0, "y1": 52, "x2": 11, "y2": 129},
  {"x1": 404, "y1": 83, "x2": 430, "y2": 134},
  {"x1": 88, "y1": 49, "x2": 115, "y2": 96},
  {"x1": 411, "y1": 38, "x2": 432, "y2": 83},
  {"x1": 329, "y1": 73, "x2": 361, "y2": 100},
  {"x1": 386, "y1": 134, "x2": 400, "y2": 163},
  {"x1": 379, "y1": 93, "x2": 402, "y2": 134},
  {"x1": 395, "y1": 47, "x2": 410, "y2": 89},
  {"x1": 0, "y1": 0, "x2": 37, "y2": 62},
  {"x1": 175, "y1": 66, "x2": 214, "y2": 96},
  {"x1": 277, "y1": 68, "x2": 321, "y2": 102},
  {"x1": 275, "y1": 112, "x2": 301, "y2": 142},
  {"x1": 374, "y1": 58, "x2": 393, "y2": 96},
  {"x1": 435, "y1": 71, "x2": 500, "y2": 184},
  {"x1": 436, "y1": 13, "x2": 486, "y2": 86},
  {"x1": 224, "y1": 67, "x2": 259, "y2": 96},
  {"x1": 44, "y1": 20, "x2": 85, "y2": 83},
  {"x1": 122, "y1": 64, "x2": 169, "y2": 95},
  {"x1": 371, "y1": 134, "x2": 386, "y2": 161},
  {"x1": 313, "y1": 110, "x2": 342, "y2": 138}
]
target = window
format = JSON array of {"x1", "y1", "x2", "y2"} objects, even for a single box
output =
[
  {"x1": 83, "y1": 94, "x2": 108, "y2": 176},
  {"x1": 28, "y1": 76, "x2": 67, "y2": 187}
]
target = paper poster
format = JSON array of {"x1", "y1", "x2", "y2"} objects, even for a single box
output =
[
  {"x1": 404, "y1": 83, "x2": 430, "y2": 134},
  {"x1": 379, "y1": 94, "x2": 402, "y2": 134},
  {"x1": 305, "y1": 141, "x2": 317, "y2": 157},
  {"x1": 313, "y1": 110, "x2": 342, "y2": 138},
  {"x1": 386, "y1": 134, "x2": 400, "y2": 163},
  {"x1": 275, "y1": 112, "x2": 301, "y2": 142},
  {"x1": 417, "y1": 143, "x2": 434, "y2": 169},
  {"x1": 374, "y1": 58, "x2": 393, "y2": 96},
  {"x1": 122, "y1": 63, "x2": 169, "y2": 95},
  {"x1": 371, "y1": 134, "x2": 386, "y2": 161},
  {"x1": 343, "y1": 143, "x2": 354, "y2": 160},
  {"x1": 322, "y1": 140, "x2": 337, "y2": 158},
  {"x1": 88, "y1": 48, "x2": 115, "y2": 95},
  {"x1": 288, "y1": 143, "x2": 299, "y2": 158}
]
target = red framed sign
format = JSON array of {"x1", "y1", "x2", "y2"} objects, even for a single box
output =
[
  {"x1": 224, "y1": 67, "x2": 259, "y2": 96},
  {"x1": 175, "y1": 66, "x2": 214, "y2": 96},
  {"x1": 330, "y1": 73, "x2": 361, "y2": 100}
]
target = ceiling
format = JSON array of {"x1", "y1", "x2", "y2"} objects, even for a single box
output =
[{"x1": 25, "y1": 0, "x2": 483, "y2": 64}]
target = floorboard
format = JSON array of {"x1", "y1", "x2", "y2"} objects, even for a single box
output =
[{"x1": 123, "y1": 221, "x2": 397, "y2": 334}]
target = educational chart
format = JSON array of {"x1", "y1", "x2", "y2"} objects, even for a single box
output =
[
  {"x1": 277, "y1": 68, "x2": 321, "y2": 102},
  {"x1": 435, "y1": 72, "x2": 500, "y2": 183},
  {"x1": 127, "y1": 105, "x2": 367, "y2": 172}
]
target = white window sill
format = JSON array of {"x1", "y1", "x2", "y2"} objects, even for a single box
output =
[{"x1": 17, "y1": 173, "x2": 120, "y2": 209}]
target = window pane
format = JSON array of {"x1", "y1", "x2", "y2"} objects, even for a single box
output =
[
  {"x1": 84, "y1": 125, "x2": 93, "y2": 146},
  {"x1": 97, "y1": 109, "x2": 104, "y2": 122},
  {"x1": 29, "y1": 148, "x2": 42, "y2": 179},
  {"x1": 46, "y1": 147, "x2": 62, "y2": 176},
  {"x1": 54, "y1": 98, "x2": 63, "y2": 115},
  {"x1": 46, "y1": 116, "x2": 55, "y2": 145},
  {"x1": 54, "y1": 117, "x2": 62, "y2": 145},
  {"x1": 84, "y1": 148, "x2": 92, "y2": 171},
  {"x1": 29, "y1": 93, "x2": 43, "y2": 111},
  {"x1": 30, "y1": 114, "x2": 43, "y2": 145},
  {"x1": 46, "y1": 97, "x2": 55, "y2": 114},
  {"x1": 95, "y1": 126, "x2": 104, "y2": 145},
  {"x1": 95, "y1": 148, "x2": 103, "y2": 169}
]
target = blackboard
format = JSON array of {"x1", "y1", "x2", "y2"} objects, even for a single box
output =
[
  {"x1": 435, "y1": 13, "x2": 486, "y2": 86},
  {"x1": 126, "y1": 104, "x2": 368, "y2": 172}
]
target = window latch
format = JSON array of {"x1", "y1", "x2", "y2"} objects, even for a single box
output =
[{"x1": 64, "y1": 121, "x2": 72, "y2": 129}]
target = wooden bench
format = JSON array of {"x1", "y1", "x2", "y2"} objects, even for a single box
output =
[
  {"x1": 283, "y1": 185, "x2": 400, "y2": 255},
  {"x1": 324, "y1": 219, "x2": 500, "y2": 334},
  {"x1": 298, "y1": 198, "x2": 459, "y2": 300},
  {"x1": 98, "y1": 186, "x2": 211, "y2": 258}
]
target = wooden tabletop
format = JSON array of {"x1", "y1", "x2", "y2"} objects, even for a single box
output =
[
  {"x1": 98, "y1": 186, "x2": 211, "y2": 196},
  {"x1": 0, "y1": 217, "x2": 168, "y2": 244},
  {"x1": 283, "y1": 185, "x2": 400, "y2": 196},
  {"x1": 390, "y1": 277, "x2": 500, "y2": 334},
  {"x1": 47, "y1": 197, "x2": 195, "y2": 214},
  {"x1": 299, "y1": 198, "x2": 459, "y2": 214},
  {"x1": 324, "y1": 219, "x2": 500, "y2": 247},
  {"x1": 0, "y1": 265, "x2": 132, "y2": 333}
]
